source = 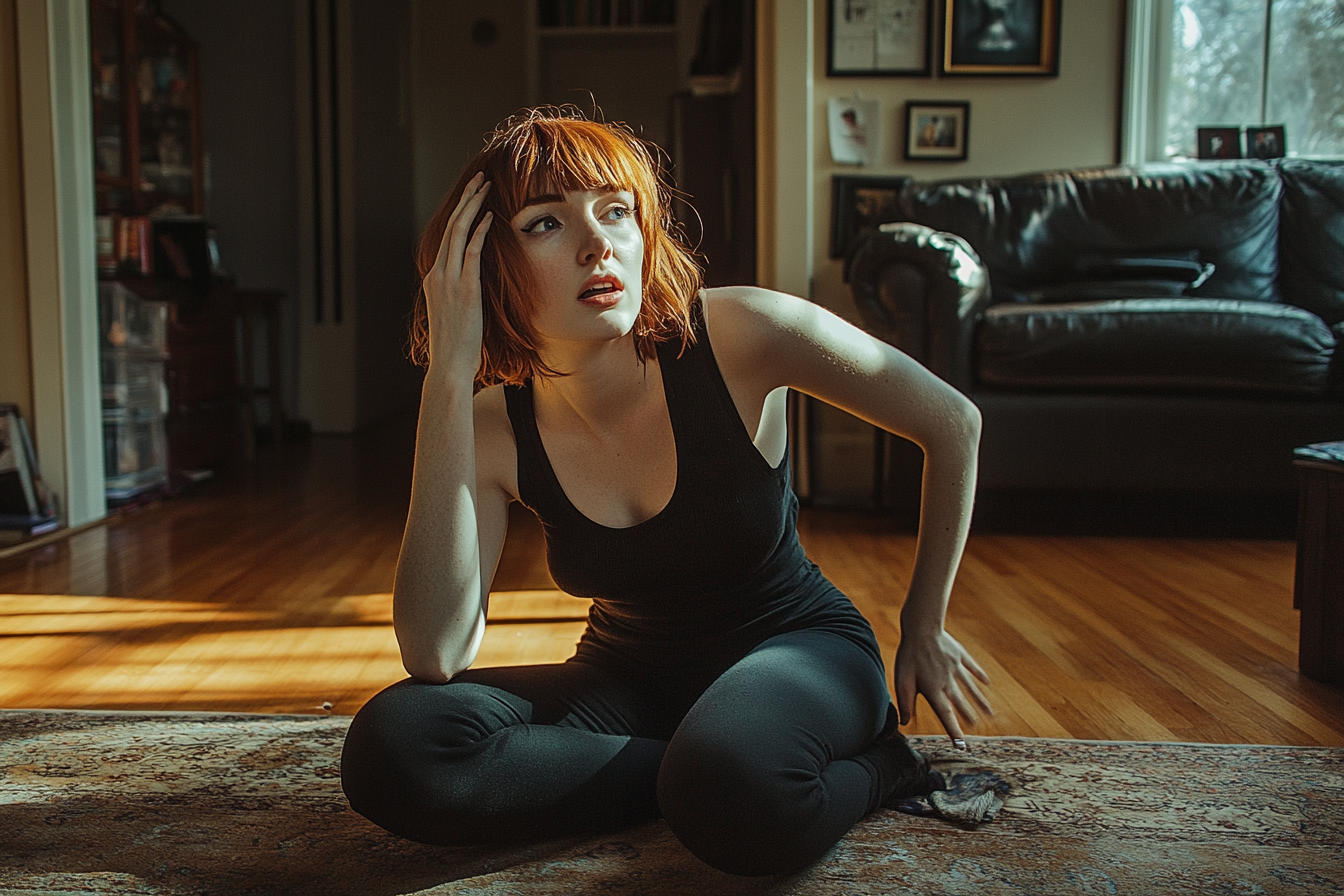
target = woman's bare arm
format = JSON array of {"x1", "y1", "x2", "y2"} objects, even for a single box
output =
[
  {"x1": 704, "y1": 287, "x2": 989, "y2": 743},
  {"x1": 391, "y1": 174, "x2": 512, "y2": 682}
]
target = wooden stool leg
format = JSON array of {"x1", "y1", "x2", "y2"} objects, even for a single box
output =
[
  {"x1": 240, "y1": 298, "x2": 256, "y2": 463},
  {"x1": 266, "y1": 300, "x2": 283, "y2": 446}
]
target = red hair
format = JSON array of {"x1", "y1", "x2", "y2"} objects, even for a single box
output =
[{"x1": 409, "y1": 107, "x2": 703, "y2": 387}]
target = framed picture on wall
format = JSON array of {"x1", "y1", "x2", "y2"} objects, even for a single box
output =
[
  {"x1": 827, "y1": 0, "x2": 933, "y2": 77},
  {"x1": 941, "y1": 0, "x2": 1061, "y2": 76},
  {"x1": 904, "y1": 101, "x2": 970, "y2": 161},
  {"x1": 830, "y1": 174, "x2": 912, "y2": 259}
]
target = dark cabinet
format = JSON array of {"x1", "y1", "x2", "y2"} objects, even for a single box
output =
[
  {"x1": 90, "y1": 0, "x2": 234, "y2": 482},
  {"x1": 91, "y1": 0, "x2": 203, "y2": 217}
]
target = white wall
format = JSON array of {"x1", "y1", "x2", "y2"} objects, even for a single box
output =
[
  {"x1": 348, "y1": 0, "x2": 423, "y2": 429},
  {"x1": 409, "y1": 0, "x2": 530, "y2": 231},
  {"x1": 169, "y1": 0, "x2": 424, "y2": 434},
  {"x1": 162, "y1": 0, "x2": 302, "y2": 424}
]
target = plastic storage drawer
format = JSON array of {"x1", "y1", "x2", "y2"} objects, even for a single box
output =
[
  {"x1": 98, "y1": 282, "x2": 169, "y2": 356},
  {"x1": 101, "y1": 354, "x2": 167, "y2": 413},
  {"x1": 102, "y1": 408, "x2": 169, "y2": 500}
]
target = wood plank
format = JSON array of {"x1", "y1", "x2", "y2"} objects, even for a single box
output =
[{"x1": 1, "y1": 420, "x2": 1341, "y2": 746}]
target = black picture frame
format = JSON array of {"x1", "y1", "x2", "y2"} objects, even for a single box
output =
[
  {"x1": 830, "y1": 174, "x2": 911, "y2": 259},
  {"x1": 1246, "y1": 125, "x2": 1287, "y2": 160},
  {"x1": 941, "y1": 0, "x2": 1061, "y2": 76},
  {"x1": 904, "y1": 101, "x2": 970, "y2": 161},
  {"x1": 1197, "y1": 127, "x2": 1243, "y2": 160},
  {"x1": 827, "y1": 0, "x2": 933, "y2": 77}
]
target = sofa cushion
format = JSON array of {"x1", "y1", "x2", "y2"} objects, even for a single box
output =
[
  {"x1": 1072, "y1": 252, "x2": 1212, "y2": 284},
  {"x1": 1020, "y1": 279, "x2": 1194, "y2": 302},
  {"x1": 1013, "y1": 252, "x2": 1217, "y2": 303},
  {"x1": 1276, "y1": 159, "x2": 1344, "y2": 326},
  {"x1": 977, "y1": 299, "x2": 1336, "y2": 396},
  {"x1": 896, "y1": 162, "x2": 1282, "y2": 306}
]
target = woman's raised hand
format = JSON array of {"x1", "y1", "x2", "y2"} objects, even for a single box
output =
[{"x1": 423, "y1": 172, "x2": 493, "y2": 380}]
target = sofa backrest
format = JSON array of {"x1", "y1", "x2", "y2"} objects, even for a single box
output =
[
  {"x1": 1275, "y1": 159, "x2": 1344, "y2": 326},
  {"x1": 894, "y1": 161, "x2": 1283, "y2": 306}
]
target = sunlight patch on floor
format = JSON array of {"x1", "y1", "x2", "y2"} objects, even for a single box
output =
[{"x1": 0, "y1": 590, "x2": 592, "y2": 714}]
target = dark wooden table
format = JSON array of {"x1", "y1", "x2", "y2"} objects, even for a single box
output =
[{"x1": 1294, "y1": 441, "x2": 1344, "y2": 686}]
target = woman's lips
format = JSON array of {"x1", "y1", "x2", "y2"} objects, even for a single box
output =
[{"x1": 578, "y1": 275, "x2": 623, "y2": 307}]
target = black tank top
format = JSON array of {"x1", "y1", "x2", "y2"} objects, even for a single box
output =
[{"x1": 504, "y1": 303, "x2": 878, "y2": 679}]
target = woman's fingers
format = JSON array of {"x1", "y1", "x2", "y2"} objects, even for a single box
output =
[
  {"x1": 934, "y1": 701, "x2": 966, "y2": 747},
  {"x1": 964, "y1": 650, "x2": 992, "y2": 685},
  {"x1": 961, "y1": 665, "x2": 994, "y2": 715},
  {"x1": 422, "y1": 175, "x2": 493, "y2": 373},
  {"x1": 894, "y1": 631, "x2": 994, "y2": 749},
  {"x1": 432, "y1": 173, "x2": 491, "y2": 279},
  {"x1": 462, "y1": 212, "x2": 493, "y2": 279}
]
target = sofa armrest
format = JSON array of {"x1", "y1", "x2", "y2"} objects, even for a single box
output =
[{"x1": 847, "y1": 222, "x2": 989, "y2": 391}]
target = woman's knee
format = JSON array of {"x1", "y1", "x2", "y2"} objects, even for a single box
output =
[
  {"x1": 340, "y1": 679, "x2": 523, "y2": 838},
  {"x1": 657, "y1": 731, "x2": 823, "y2": 875}
]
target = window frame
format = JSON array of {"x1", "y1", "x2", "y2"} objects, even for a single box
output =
[
  {"x1": 1121, "y1": 0, "x2": 1172, "y2": 164},
  {"x1": 1124, "y1": 0, "x2": 1343, "y2": 163}
]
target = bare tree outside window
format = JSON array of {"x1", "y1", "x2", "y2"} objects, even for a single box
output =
[
  {"x1": 1164, "y1": 0, "x2": 1343, "y2": 159},
  {"x1": 1266, "y1": 1, "x2": 1344, "y2": 157}
]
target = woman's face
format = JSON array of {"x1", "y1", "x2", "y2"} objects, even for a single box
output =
[{"x1": 510, "y1": 187, "x2": 644, "y2": 352}]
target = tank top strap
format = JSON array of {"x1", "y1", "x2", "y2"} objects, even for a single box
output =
[
  {"x1": 655, "y1": 300, "x2": 764, "y2": 471},
  {"x1": 503, "y1": 381, "x2": 568, "y2": 518}
]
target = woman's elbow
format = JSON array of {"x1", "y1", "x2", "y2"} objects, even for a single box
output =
[
  {"x1": 937, "y1": 391, "x2": 981, "y2": 450},
  {"x1": 399, "y1": 637, "x2": 477, "y2": 684},
  {"x1": 400, "y1": 651, "x2": 464, "y2": 685},
  {"x1": 961, "y1": 397, "x2": 983, "y2": 444}
]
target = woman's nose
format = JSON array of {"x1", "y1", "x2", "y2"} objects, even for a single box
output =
[{"x1": 577, "y1": 220, "x2": 612, "y2": 264}]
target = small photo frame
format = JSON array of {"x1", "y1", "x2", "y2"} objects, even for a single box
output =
[
  {"x1": 830, "y1": 174, "x2": 911, "y2": 259},
  {"x1": 904, "y1": 101, "x2": 969, "y2": 161},
  {"x1": 942, "y1": 0, "x2": 1061, "y2": 76},
  {"x1": 828, "y1": 0, "x2": 933, "y2": 77},
  {"x1": 828, "y1": 96, "x2": 880, "y2": 166},
  {"x1": 1197, "y1": 127, "x2": 1243, "y2": 160},
  {"x1": 1246, "y1": 125, "x2": 1286, "y2": 160}
]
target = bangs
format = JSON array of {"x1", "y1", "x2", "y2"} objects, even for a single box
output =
[{"x1": 491, "y1": 113, "x2": 659, "y2": 216}]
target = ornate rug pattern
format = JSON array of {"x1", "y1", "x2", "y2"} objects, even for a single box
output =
[{"x1": 1, "y1": 710, "x2": 1342, "y2": 895}]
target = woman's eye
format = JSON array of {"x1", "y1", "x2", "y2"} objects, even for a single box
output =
[
  {"x1": 523, "y1": 215, "x2": 560, "y2": 234},
  {"x1": 606, "y1": 205, "x2": 635, "y2": 222}
]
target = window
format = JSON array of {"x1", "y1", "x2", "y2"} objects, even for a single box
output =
[{"x1": 1124, "y1": 0, "x2": 1344, "y2": 161}]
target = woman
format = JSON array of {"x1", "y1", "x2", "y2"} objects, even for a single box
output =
[{"x1": 341, "y1": 107, "x2": 990, "y2": 877}]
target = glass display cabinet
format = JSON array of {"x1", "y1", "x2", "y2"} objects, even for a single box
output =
[{"x1": 90, "y1": 0, "x2": 203, "y2": 217}]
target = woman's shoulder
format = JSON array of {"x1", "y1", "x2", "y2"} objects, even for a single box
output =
[
  {"x1": 473, "y1": 383, "x2": 515, "y2": 440},
  {"x1": 699, "y1": 284, "x2": 786, "y2": 309},
  {"x1": 700, "y1": 285, "x2": 819, "y2": 351},
  {"x1": 697, "y1": 286, "x2": 815, "y2": 395}
]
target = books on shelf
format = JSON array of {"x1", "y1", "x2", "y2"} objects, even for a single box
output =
[{"x1": 97, "y1": 213, "x2": 154, "y2": 276}]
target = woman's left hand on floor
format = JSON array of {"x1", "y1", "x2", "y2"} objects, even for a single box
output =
[{"x1": 893, "y1": 627, "x2": 992, "y2": 747}]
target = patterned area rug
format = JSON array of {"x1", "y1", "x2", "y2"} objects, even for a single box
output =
[{"x1": 1, "y1": 710, "x2": 1341, "y2": 895}]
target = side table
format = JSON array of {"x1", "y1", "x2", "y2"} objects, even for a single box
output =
[{"x1": 1293, "y1": 441, "x2": 1344, "y2": 686}]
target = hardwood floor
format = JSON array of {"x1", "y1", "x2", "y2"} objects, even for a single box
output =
[{"x1": 2, "y1": 413, "x2": 1341, "y2": 745}]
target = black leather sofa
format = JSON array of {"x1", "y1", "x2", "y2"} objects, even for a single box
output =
[{"x1": 846, "y1": 159, "x2": 1343, "y2": 500}]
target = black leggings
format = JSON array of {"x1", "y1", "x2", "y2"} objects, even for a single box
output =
[{"x1": 341, "y1": 629, "x2": 899, "y2": 876}]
